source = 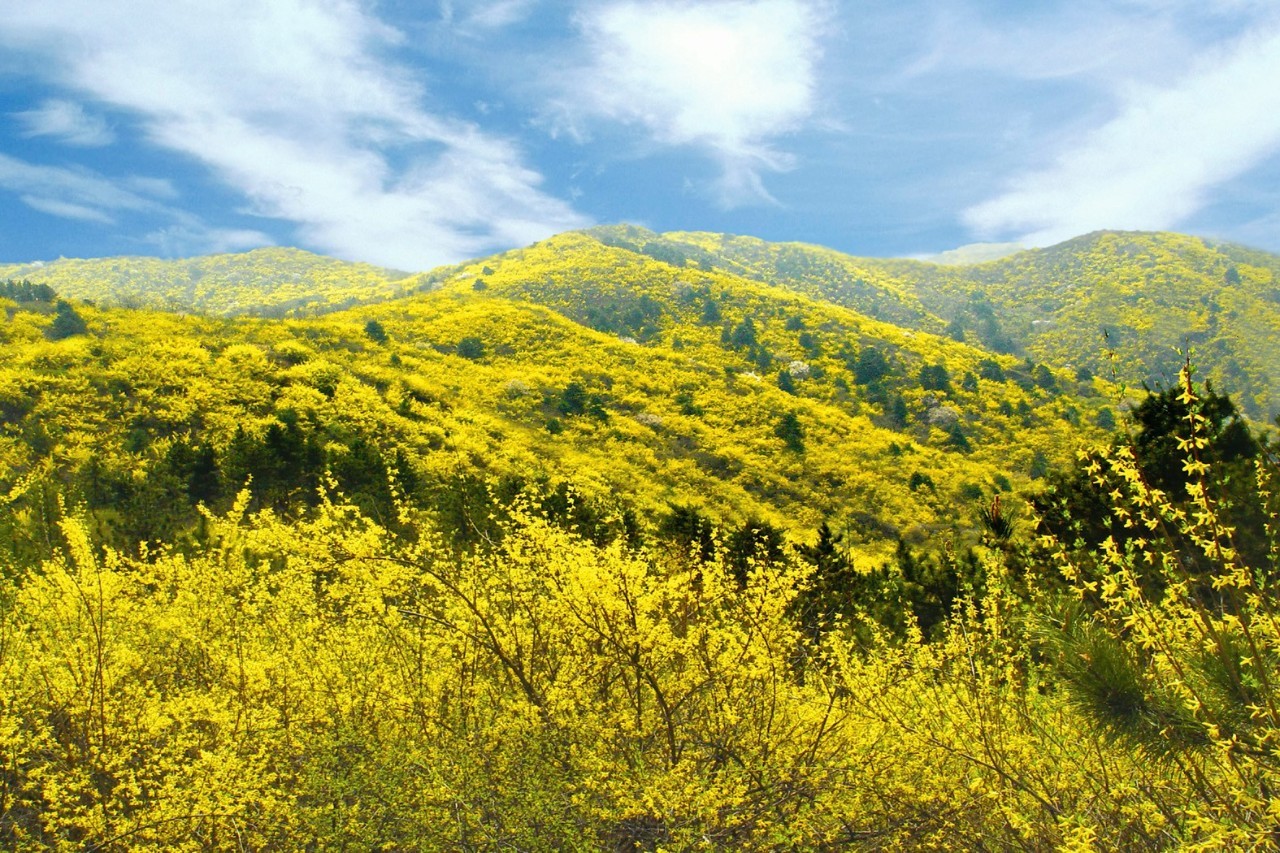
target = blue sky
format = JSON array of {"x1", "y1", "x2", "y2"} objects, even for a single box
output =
[{"x1": 2, "y1": 0, "x2": 1280, "y2": 270}]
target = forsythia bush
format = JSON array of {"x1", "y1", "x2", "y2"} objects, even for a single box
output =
[
  {"x1": 1, "y1": 369, "x2": 1276, "y2": 850},
  {"x1": 1035, "y1": 365, "x2": 1280, "y2": 848}
]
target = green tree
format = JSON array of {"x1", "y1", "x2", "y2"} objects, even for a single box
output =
[
  {"x1": 724, "y1": 519, "x2": 785, "y2": 586},
  {"x1": 700, "y1": 298, "x2": 722, "y2": 324},
  {"x1": 188, "y1": 444, "x2": 222, "y2": 505},
  {"x1": 887, "y1": 394, "x2": 909, "y2": 429},
  {"x1": 48, "y1": 300, "x2": 88, "y2": 339},
  {"x1": 559, "y1": 382, "x2": 587, "y2": 416},
  {"x1": 793, "y1": 522, "x2": 865, "y2": 637},
  {"x1": 775, "y1": 412, "x2": 804, "y2": 452},
  {"x1": 1035, "y1": 380, "x2": 1267, "y2": 575},
  {"x1": 456, "y1": 336, "x2": 485, "y2": 359},
  {"x1": 854, "y1": 347, "x2": 889, "y2": 385},
  {"x1": 977, "y1": 358, "x2": 1005, "y2": 382},
  {"x1": 919, "y1": 363, "x2": 951, "y2": 392},
  {"x1": 674, "y1": 390, "x2": 703, "y2": 416},
  {"x1": 1032, "y1": 363, "x2": 1057, "y2": 391},
  {"x1": 730, "y1": 317, "x2": 757, "y2": 349},
  {"x1": 364, "y1": 319, "x2": 388, "y2": 344},
  {"x1": 659, "y1": 504, "x2": 716, "y2": 561}
]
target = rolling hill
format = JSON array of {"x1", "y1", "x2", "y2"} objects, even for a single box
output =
[
  {"x1": 3, "y1": 226, "x2": 1278, "y2": 850},
  {"x1": 1, "y1": 228, "x2": 1124, "y2": 567},
  {"x1": 0, "y1": 246, "x2": 423, "y2": 318},
  {"x1": 661, "y1": 228, "x2": 1280, "y2": 419},
  {"x1": 11, "y1": 228, "x2": 1276, "y2": 425}
]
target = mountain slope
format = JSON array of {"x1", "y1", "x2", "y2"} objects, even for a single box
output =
[
  {"x1": 660, "y1": 229, "x2": 1280, "y2": 420},
  {"x1": 592, "y1": 225, "x2": 944, "y2": 332},
  {"x1": 9, "y1": 225, "x2": 1276, "y2": 566},
  {"x1": 0, "y1": 246, "x2": 421, "y2": 318},
  {"x1": 901, "y1": 231, "x2": 1280, "y2": 419},
  {"x1": 0, "y1": 233, "x2": 1119, "y2": 565},
  {"x1": 8, "y1": 228, "x2": 1275, "y2": 420},
  {"x1": 3, "y1": 229, "x2": 1276, "y2": 852}
]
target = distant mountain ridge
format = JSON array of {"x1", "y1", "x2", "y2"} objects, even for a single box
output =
[
  {"x1": 0, "y1": 226, "x2": 1130, "y2": 565},
  {"x1": 5, "y1": 226, "x2": 1278, "y2": 420},
  {"x1": 863, "y1": 230, "x2": 1280, "y2": 420},
  {"x1": 0, "y1": 246, "x2": 420, "y2": 318},
  {"x1": 593, "y1": 228, "x2": 1280, "y2": 420}
]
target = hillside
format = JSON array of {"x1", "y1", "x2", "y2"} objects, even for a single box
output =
[
  {"x1": 0, "y1": 229, "x2": 1120, "y2": 568},
  {"x1": 0, "y1": 246, "x2": 422, "y2": 318},
  {"x1": 879, "y1": 232, "x2": 1280, "y2": 417},
  {"x1": 9, "y1": 228, "x2": 1276, "y2": 420},
  {"x1": 592, "y1": 225, "x2": 945, "y2": 332},
  {"x1": 10, "y1": 225, "x2": 1278, "y2": 562},
  {"x1": 661, "y1": 229, "x2": 1280, "y2": 419},
  {"x1": 3, "y1": 229, "x2": 1279, "y2": 849}
]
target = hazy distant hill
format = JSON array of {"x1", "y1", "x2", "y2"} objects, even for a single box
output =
[
  {"x1": 918, "y1": 242, "x2": 1026, "y2": 265},
  {"x1": 5, "y1": 225, "x2": 1275, "y2": 562},
  {"x1": 9, "y1": 229, "x2": 1274, "y2": 419},
  {"x1": 866, "y1": 231, "x2": 1280, "y2": 420},
  {"x1": 5, "y1": 225, "x2": 1275, "y2": 549},
  {"x1": 0, "y1": 246, "x2": 420, "y2": 318},
  {"x1": 603, "y1": 226, "x2": 944, "y2": 332},
  {"x1": 630, "y1": 228, "x2": 1280, "y2": 420}
]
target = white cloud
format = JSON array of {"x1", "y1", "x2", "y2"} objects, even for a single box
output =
[
  {"x1": 0, "y1": 153, "x2": 159, "y2": 220},
  {"x1": 0, "y1": 0, "x2": 586, "y2": 269},
  {"x1": 905, "y1": 1, "x2": 1277, "y2": 88},
  {"x1": 440, "y1": 0, "x2": 540, "y2": 31},
  {"x1": 564, "y1": 0, "x2": 825, "y2": 206},
  {"x1": 14, "y1": 99, "x2": 115, "y2": 146},
  {"x1": 964, "y1": 24, "x2": 1280, "y2": 246},
  {"x1": 122, "y1": 175, "x2": 179, "y2": 200},
  {"x1": 20, "y1": 195, "x2": 116, "y2": 223},
  {"x1": 0, "y1": 153, "x2": 274, "y2": 254},
  {"x1": 143, "y1": 224, "x2": 275, "y2": 257}
]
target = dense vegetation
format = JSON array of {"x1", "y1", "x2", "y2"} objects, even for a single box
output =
[
  {"x1": 1, "y1": 228, "x2": 1278, "y2": 849},
  {"x1": 0, "y1": 235, "x2": 1118, "y2": 569},
  {"x1": 0, "y1": 249, "x2": 421, "y2": 318},
  {"x1": 664, "y1": 229, "x2": 1280, "y2": 420}
]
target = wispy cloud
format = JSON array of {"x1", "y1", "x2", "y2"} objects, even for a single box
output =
[
  {"x1": 0, "y1": 153, "x2": 274, "y2": 255},
  {"x1": 440, "y1": 0, "x2": 540, "y2": 32},
  {"x1": 904, "y1": 1, "x2": 1276, "y2": 88},
  {"x1": 903, "y1": 7, "x2": 1184, "y2": 88},
  {"x1": 964, "y1": 24, "x2": 1280, "y2": 245},
  {"x1": 0, "y1": 0, "x2": 586, "y2": 269},
  {"x1": 20, "y1": 195, "x2": 116, "y2": 223},
  {"x1": 14, "y1": 99, "x2": 115, "y2": 147},
  {"x1": 143, "y1": 224, "x2": 275, "y2": 257},
  {"x1": 0, "y1": 153, "x2": 160, "y2": 222},
  {"x1": 560, "y1": 0, "x2": 826, "y2": 207},
  {"x1": 122, "y1": 176, "x2": 179, "y2": 201}
]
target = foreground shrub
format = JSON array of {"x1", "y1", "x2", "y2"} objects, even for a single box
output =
[{"x1": 2, "y1": 368, "x2": 1276, "y2": 849}]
